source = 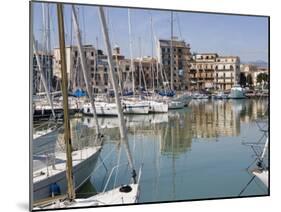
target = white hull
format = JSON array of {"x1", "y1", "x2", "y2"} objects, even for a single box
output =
[
  {"x1": 229, "y1": 85, "x2": 246, "y2": 99},
  {"x1": 33, "y1": 127, "x2": 60, "y2": 155},
  {"x1": 148, "y1": 101, "x2": 168, "y2": 113},
  {"x1": 33, "y1": 146, "x2": 101, "y2": 201},
  {"x1": 252, "y1": 169, "x2": 268, "y2": 188},
  {"x1": 82, "y1": 102, "x2": 118, "y2": 116},
  {"x1": 35, "y1": 183, "x2": 139, "y2": 209},
  {"x1": 168, "y1": 101, "x2": 185, "y2": 109},
  {"x1": 123, "y1": 101, "x2": 149, "y2": 114}
]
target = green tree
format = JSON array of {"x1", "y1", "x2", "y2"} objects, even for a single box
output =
[
  {"x1": 239, "y1": 73, "x2": 247, "y2": 87},
  {"x1": 257, "y1": 73, "x2": 268, "y2": 84}
]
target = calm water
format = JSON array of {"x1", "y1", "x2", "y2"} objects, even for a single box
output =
[
  {"x1": 75, "y1": 98, "x2": 268, "y2": 202},
  {"x1": 34, "y1": 98, "x2": 269, "y2": 203}
]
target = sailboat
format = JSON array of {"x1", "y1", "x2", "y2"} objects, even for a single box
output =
[
  {"x1": 32, "y1": 4, "x2": 102, "y2": 203},
  {"x1": 251, "y1": 138, "x2": 268, "y2": 188},
  {"x1": 33, "y1": 4, "x2": 141, "y2": 209}
]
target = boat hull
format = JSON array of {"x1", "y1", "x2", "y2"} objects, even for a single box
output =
[{"x1": 33, "y1": 147, "x2": 101, "y2": 202}]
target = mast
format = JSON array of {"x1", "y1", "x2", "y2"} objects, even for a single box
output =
[
  {"x1": 72, "y1": 5, "x2": 101, "y2": 136},
  {"x1": 33, "y1": 36, "x2": 56, "y2": 118},
  {"x1": 56, "y1": 3, "x2": 75, "y2": 200},
  {"x1": 150, "y1": 16, "x2": 155, "y2": 93},
  {"x1": 99, "y1": 7, "x2": 137, "y2": 183},
  {"x1": 128, "y1": 9, "x2": 135, "y2": 96},
  {"x1": 170, "y1": 11, "x2": 174, "y2": 91},
  {"x1": 138, "y1": 37, "x2": 142, "y2": 94},
  {"x1": 46, "y1": 3, "x2": 52, "y2": 92}
]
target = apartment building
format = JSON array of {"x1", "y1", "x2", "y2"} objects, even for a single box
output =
[{"x1": 157, "y1": 38, "x2": 192, "y2": 91}]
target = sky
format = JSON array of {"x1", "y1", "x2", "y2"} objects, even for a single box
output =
[{"x1": 32, "y1": 2, "x2": 269, "y2": 63}]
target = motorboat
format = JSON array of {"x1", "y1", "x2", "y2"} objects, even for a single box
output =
[{"x1": 228, "y1": 84, "x2": 246, "y2": 99}]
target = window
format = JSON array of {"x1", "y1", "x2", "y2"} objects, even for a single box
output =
[{"x1": 91, "y1": 51, "x2": 94, "y2": 57}]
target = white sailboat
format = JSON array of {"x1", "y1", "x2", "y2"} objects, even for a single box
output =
[
  {"x1": 33, "y1": 5, "x2": 141, "y2": 209},
  {"x1": 33, "y1": 145, "x2": 102, "y2": 202},
  {"x1": 33, "y1": 4, "x2": 103, "y2": 204},
  {"x1": 82, "y1": 102, "x2": 118, "y2": 116},
  {"x1": 251, "y1": 138, "x2": 268, "y2": 188}
]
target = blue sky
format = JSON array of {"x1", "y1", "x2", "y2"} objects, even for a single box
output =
[{"x1": 32, "y1": 2, "x2": 268, "y2": 62}]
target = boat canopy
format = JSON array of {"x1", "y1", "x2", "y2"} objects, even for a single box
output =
[{"x1": 73, "y1": 89, "x2": 86, "y2": 97}]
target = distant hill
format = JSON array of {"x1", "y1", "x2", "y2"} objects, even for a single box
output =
[{"x1": 241, "y1": 60, "x2": 268, "y2": 68}]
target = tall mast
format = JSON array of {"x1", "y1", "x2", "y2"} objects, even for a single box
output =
[
  {"x1": 33, "y1": 36, "x2": 56, "y2": 118},
  {"x1": 72, "y1": 5, "x2": 100, "y2": 136},
  {"x1": 128, "y1": 9, "x2": 135, "y2": 95},
  {"x1": 56, "y1": 3, "x2": 75, "y2": 200},
  {"x1": 47, "y1": 3, "x2": 52, "y2": 92},
  {"x1": 170, "y1": 11, "x2": 174, "y2": 91},
  {"x1": 138, "y1": 37, "x2": 142, "y2": 93},
  {"x1": 150, "y1": 16, "x2": 155, "y2": 93},
  {"x1": 99, "y1": 7, "x2": 137, "y2": 183}
]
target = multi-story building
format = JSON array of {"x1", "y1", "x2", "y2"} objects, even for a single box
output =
[
  {"x1": 53, "y1": 45, "x2": 128, "y2": 93},
  {"x1": 215, "y1": 56, "x2": 240, "y2": 90},
  {"x1": 189, "y1": 54, "x2": 240, "y2": 91},
  {"x1": 157, "y1": 38, "x2": 192, "y2": 91},
  {"x1": 118, "y1": 57, "x2": 158, "y2": 92},
  {"x1": 53, "y1": 45, "x2": 97, "y2": 91},
  {"x1": 189, "y1": 53, "x2": 217, "y2": 91},
  {"x1": 33, "y1": 51, "x2": 53, "y2": 94}
]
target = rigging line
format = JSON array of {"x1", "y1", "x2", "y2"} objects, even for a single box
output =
[
  {"x1": 238, "y1": 175, "x2": 256, "y2": 196},
  {"x1": 82, "y1": 6, "x2": 86, "y2": 43}
]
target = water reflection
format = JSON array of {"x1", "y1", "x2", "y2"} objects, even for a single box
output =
[{"x1": 34, "y1": 98, "x2": 269, "y2": 202}]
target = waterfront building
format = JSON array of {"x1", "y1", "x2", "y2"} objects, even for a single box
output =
[
  {"x1": 214, "y1": 56, "x2": 240, "y2": 90},
  {"x1": 157, "y1": 38, "x2": 192, "y2": 91},
  {"x1": 33, "y1": 51, "x2": 53, "y2": 94},
  {"x1": 118, "y1": 56, "x2": 158, "y2": 92},
  {"x1": 189, "y1": 54, "x2": 240, "y2": 91},
  {"x1": 53, "y1": 45, "x2": 97, "y2": 91},
  {"x1": 189, "y1": 53, "x2": 217, "y2": 91},
  {"x1": 53, "y1": 45, "x2": 126, "y2": 93}
]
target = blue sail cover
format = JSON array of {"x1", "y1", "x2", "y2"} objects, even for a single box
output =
[{"x1": 73, "y1": 89, "x2": 86, "y2": 97}]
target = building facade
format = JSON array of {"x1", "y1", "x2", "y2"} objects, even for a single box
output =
[
  {"x1": 189, "y1": 53, "x2": 217, "y2": 91},
  {"x1": 215, "y1": 56, "x2": 240, "y2": 90},
  {"x1": 189, "y1": 54, "x2": 240, "y2": 91},
  {"x1": 157, "y1": 38, "x2": 192, "y2": 91},
  {"x1": 33, "y1": 51, "x2": 53, "y2": 94}
]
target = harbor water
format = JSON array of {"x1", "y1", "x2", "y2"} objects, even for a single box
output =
[{"x1": 33, "y1": 98, "x2": 269, "y2": 203}]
